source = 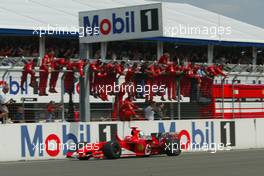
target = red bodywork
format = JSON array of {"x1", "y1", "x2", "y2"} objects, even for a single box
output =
[{"x1": 66, "y1": 127, "x2": 179, "y2": 160}]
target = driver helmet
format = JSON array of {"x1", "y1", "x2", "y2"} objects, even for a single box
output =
[{"x1": 139, "y1": 131, "x2": 145, "y2": 138}]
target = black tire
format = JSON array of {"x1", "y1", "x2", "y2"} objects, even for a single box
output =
[
  {"x1": 103, "y1": 141, "x2": 122, "y2": 159},
  {"x1": 78, "y1": 155, "x2": 90, "y2": 160},
  {"x1": 164, "y1": 138, "x2": 181, "y2": 156}
]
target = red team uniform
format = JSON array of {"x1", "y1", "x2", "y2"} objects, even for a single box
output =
[
  {"x1": 39, "y1": 54, "x2": 54, "y2": 96},
  {"x1": 72, "y1": 60, "x2": 86, "y2": 77},
  {"x1": 146, "y1": 64, "x2": 163, "y2": 101},
  {"x1": 166, "y1": 63, "x2": 177, "y2": 100},
  {"x1": 21, "y1": 59, "x2": 38, "y2": 90},
  {"x1": 24, "y1": 51, "x2": 226, "y2": 121},
  {"x1": 120, "y1": 97, "x2": 139, "y2": 121},
  {"x1": 49, "y1": 58, "x2": 65, "y2": 93},
  {"x1": 64, "y1": 59, "x2": 86, "y2": 95},
  {"x1": 89, "y1": 60, "x2": 102, "y2": 96},
  {"x1": 158, "y1": 53, "x2": 170, "y2": 65},
  {"x1": 112, "y1": 82, "x2": 126, "y2": 121},
  {"x1": 125, "y1": 63, "x2": 138, "y2": 98}
]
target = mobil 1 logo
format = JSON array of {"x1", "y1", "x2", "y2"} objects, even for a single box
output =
[
  {"x1": 140, "y1": 8, "x2": 159, "y2": 32},
  {"x1": 220, "y1": 121, "x2": 236, "y2": 146},
  {"x1": 99, "y1": 124, "x2": 117, "y2": 142}
]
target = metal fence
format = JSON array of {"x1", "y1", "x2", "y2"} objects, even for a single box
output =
[{"x1": 1, "y1": 61, "x2": 264, "y2": 123}]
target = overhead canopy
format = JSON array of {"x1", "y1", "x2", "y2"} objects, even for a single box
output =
[
  {"x1": 0, "y1": 0, "x2": 149, "y2": 34},
  {"x1": 155, "y1": 2, "x2": 264, "y2": 47},
  {"x1": 0, "y1": 0, "x2": 264, "y2": 46}
]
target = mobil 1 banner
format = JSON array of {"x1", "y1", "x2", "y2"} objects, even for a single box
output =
[
  {"x1": 140, "y1": 8, "x2": 159, "y2": 32},
  {"x1": 220, "y1": 121, "x2": 236, "y2": 147},
  {"x1": 128, "y1": 120, "x2": 238, "y2": 152},
  {"x1": 79, "y1": 3, "x2": 162, "y2": 43},
  {"x1": 98, "y1": 123, "x2": 118, "y2": 142}
]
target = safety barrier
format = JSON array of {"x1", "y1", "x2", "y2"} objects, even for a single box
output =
[{"x1": 0, "y1": 118, "x2": 264, "y2": 161}]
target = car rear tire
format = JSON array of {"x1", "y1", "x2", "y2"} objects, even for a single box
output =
[
  {"x1": 78, "y1": 156, "x2": 90, "y2": 160},
  {"x1": 165, "y1": 138, "x2": 181, "y2": 156},
  {"x1": 103, "y1": 141, "x2": 122, "y2": 159}
]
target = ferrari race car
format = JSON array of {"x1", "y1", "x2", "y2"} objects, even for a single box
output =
[{"x1": 66, "y1": 127, "x2": 181, "y2": 160}]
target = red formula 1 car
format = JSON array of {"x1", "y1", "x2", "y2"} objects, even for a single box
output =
[{"x1": 66, "y1": 127, "x2": 181, "y2": 160}]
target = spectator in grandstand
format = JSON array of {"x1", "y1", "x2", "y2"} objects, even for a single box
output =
[
  {"x1": 13, "y1": 106, "x2": 24, "y2": 123},
  {"x1": 94, "y1": 50, "x2": 101, "y2": 59},
  {"x1": 57, "y1": 48, "x2": 66, "y2": 58},
  {"x1": 144, "y1": 101, "x2": 156, "y2": 120},
  {"x1": 154, "y1": 103, "x2": 166, "y2": 120},
  {"x1": 32, "y1": 49, "x2": 39, "y2": 57},
  {"x1": 47, "y1": 101, "x2": 62, "y2": 122}
]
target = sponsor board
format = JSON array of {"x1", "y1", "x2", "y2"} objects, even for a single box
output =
[
  {"x1": 19, "y1": 122, "x2": 121, "y2": 160},
  {"x1": 21, "y1": 123, "x2": 91, "y2": 158},
  {"x1": 127, "y1": 120, "x2": 219, "y2": 151},
  {"x1": 79, "y1": 3, "x2": 162, "y2": 43},
  {"x1": 0, "y1": 119, "x2": 263, "y2": 161}
]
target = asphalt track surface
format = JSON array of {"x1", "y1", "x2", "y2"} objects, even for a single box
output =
[{"x1": 0, "y1": 149, "x2": 263, "y2": 176}]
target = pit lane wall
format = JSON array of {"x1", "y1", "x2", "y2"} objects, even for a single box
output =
[{"x1": 0, "y1": 119, "x2": 263, "y2": 161}]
